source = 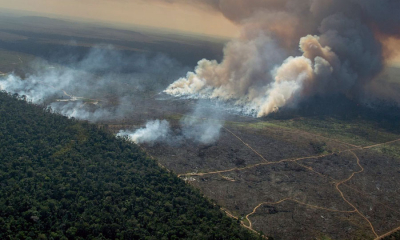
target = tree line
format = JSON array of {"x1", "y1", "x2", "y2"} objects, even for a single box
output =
[{"x1": 0, "y1": 91, "x2": 260, "y2": 240}]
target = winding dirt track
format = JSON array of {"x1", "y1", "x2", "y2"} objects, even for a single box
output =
[
  {"x1": 177, "y1": 131, "x2": 400, "y2": 238},
  {"x1": 376, "y1": 226, "x2": 400, "y2": 240},
  {"x1": 334, "y1": 151, "x2": 378, "y2": 237},
  {"x1": 127, "y1": 104, "x2": 400, "y2": 238},
  {"x1": 54, "y1": 96, "x2": 400, "y2": 238},
  {"x1": 178, "y1": 138, "x2": 400, "y2": 178},
  {"x1": 243, "y1": 141, "x2": 400, "y2": 239},
  {"x1": 157, "y1": 108, "x2": 400, "y2": 238}
]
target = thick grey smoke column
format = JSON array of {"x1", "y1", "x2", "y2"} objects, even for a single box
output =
[{"x1": 163, "y1": 0, "x2": 400, "y2": 117}]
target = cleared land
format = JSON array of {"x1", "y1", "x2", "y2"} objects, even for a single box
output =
[
  {"x1": 1, "y1": 14, "x2": 400, "y2": 239},
  {"x1": 91, "y1": 92, "x2": 400, "y2": 239},
  {"x1": 130, "y1": 98, "x2": 400, "y2": 240},
  {"x1": 3, "y1": 56, "x2": 400, "y2": 239}
]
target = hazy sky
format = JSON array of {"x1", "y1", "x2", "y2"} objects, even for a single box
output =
[
  {"x1": 1, "y1": 0, "x2": 400, "y2": 67},
  {"x1": 387, "y1": 38, "x2": 400, "y2": 67},
  {"x1": 0, "y1": 0, "x2": 239, "y2": 38}
]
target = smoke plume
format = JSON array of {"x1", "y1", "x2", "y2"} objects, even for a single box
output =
[
  {"x1": 119, "y1": 101, "x2": 224, "y2": 145},
  {"x1": 163, "y1": 0, "x2": 400, "y2": 117},
  {"x1": 118, "y1": 120, "x2": 171, "y2": 144},
  {"x1": 180, "y1": 101, "x2": 223, "y2": 144},
  {"x1": 0, "y1": 46, "x2": 187, "y2": 121},
  {"x1": 119, "y1": 117, "x2": 223, "y2": 145}
]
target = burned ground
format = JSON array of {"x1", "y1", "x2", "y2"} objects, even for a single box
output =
[
  {"x1": 1, "y1": 14, "x2": 400, "y2": 239},
  {"x1": 120, "y1": 97, "x2": 400, "y2": 240},
  {"x1": 8, "y1": 84, "x2": 400, "y2": 240}
]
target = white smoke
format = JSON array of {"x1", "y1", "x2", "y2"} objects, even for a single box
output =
[
  {"x1": 49, "y1": 101, "x2": 112, "y2": 121},
  {"x1": 119, "y1": 102, "x2": 224, "y2": 145},
  {"x1": 118, "y1": 117, "x2": 223, "y2": 145},
  {"x1": 180, "y1": 101, "x2": 223, "y2": 144},
  {"x1": 0, "y1": 46, "x2": 187, "y2": 121},
  {"x1": 0, "y1": 67, "x2": 80, "y2": 103},
  {"x1": 181, "y1": 117, "x2": 222, "y2": 145},
  {"x1": 118, "y1": 120, "x2": 171, "y2": 144}
]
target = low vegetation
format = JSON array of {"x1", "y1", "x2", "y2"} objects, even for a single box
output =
[{"x1": 269, "y1": 117, "x2": 400, "y2": 147}]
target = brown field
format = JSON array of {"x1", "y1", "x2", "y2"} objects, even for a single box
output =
[{"x1": 103, "y1": 95, "x2": 400, "y2": 240}]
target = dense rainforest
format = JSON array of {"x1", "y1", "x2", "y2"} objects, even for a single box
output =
[{"x1": 0, "y1": 91, "x2": 259, "y2": 240}]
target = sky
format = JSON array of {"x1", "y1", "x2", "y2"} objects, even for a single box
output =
[
  {"x1": 0, "y1": 0, "x2": 239, "y2": 38},
  {"x1": 0, "y1": 0, "x2": 399, "y2": 67},
  {"x1": 386, "y1": 38, "x2": 400, "y2": 67}
]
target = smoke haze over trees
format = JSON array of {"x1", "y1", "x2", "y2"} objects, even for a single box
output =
[
  {"x1": 0, "y1": 46, "x2": 188, "y2": 121},
  {"x1": 0, "y1": 91, "x2": 258, "y2": 240}
]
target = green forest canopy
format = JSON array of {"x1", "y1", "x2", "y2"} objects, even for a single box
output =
[{"x1": 0, "y1": 91, "x2": 259, "y2": 240}]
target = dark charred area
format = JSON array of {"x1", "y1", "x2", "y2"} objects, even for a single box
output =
[{"x1": 266, "y1": 94, "x2": 400, "y2": 134}]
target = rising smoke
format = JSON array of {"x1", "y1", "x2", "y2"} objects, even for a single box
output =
[
  {"x1": 0, "y1": 46, "x2": 187, "y2": 121},
  {"x1": 0, "y1": 43, "x2": 225, "y2": 144},
  {"x1": 118, "y1": 101, "x2": 224, "y2": 145},
  {"x1": 118, "y1": 117, "x2": 222, "y2": 145},
  {"x1": 118, "y1": 120, "x2": 172, "y2": 145},
  {"x1": 162, "y1": 0, "x2": 400, "y2": 117},
  {"x1": 180, "y1": 101, "x2": 223, "y2": 144}
]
